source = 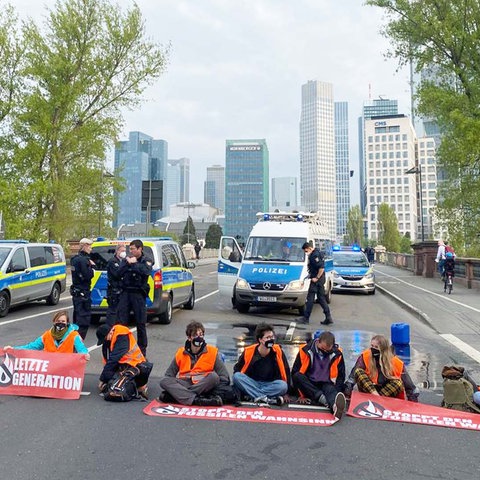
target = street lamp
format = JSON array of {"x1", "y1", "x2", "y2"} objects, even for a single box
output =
[{"x1": 405, "y1": 165, "x2": 425, "y2": 242}]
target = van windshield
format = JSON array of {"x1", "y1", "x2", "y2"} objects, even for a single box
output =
[
  {"x1": 0, "y1": 247, "x2": 11, "y2": 269},
  {"x1": 244, "y1": 237, "x2": 306, "y2": 262}
]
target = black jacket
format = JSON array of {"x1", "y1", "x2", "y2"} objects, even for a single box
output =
[
  {"x1": 118, "y1": 254, "x2": 153, "y2": 293},
  {"x1": 107, "y1": 255, "x2": 124, "y2": 292},
  {"x1": 307, "y1": 248, "x2": 325, "y2": 283},
  {"x1": 71, "y1": 251, "x2": 94, "y2": 291}
]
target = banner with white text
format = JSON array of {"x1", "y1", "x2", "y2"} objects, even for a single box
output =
[
  {"x1": 348, "y1": 391, "x2": 480, "y2": 431},
  {"x1": 144, "y1": 401, "x2": 338, "y2": 427},
  {"x1": 0, "y1": 349, "x2": 86, "y2": 400}
]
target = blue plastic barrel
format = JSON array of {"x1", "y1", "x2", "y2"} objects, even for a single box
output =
[{"x1": 391, "y1": 322, "x2": 410, "y2": 345}]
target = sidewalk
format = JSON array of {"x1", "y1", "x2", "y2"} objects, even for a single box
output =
[{"x1": 374, "y1": 264, "x2": 480, "y2": 342}]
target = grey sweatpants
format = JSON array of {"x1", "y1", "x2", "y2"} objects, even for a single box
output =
[{"x1": 159, "y1": 372, "x2": 220, "y2": 405}]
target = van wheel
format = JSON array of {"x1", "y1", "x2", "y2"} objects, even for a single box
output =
[
  {"x1": 46, "y1": 282, "x2": 61, "y2": 305},
  {"x1": 158, "y1": 297, "x2": 173, "y2": 324},
  {"x1": 0, "y1": 291, "x2": 10, "y2": 317},
  {"x1": 236, "y1": 302, "x2": 250, "y2": 314},
  {"x1": 184, "y1": 288, "x2": 195, "y2": 310}
]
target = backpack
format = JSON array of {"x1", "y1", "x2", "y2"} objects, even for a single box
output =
[
  {"x1": 445, "y1": 245, "x2": 455, "y2": 255},
  {"x1": 441, "y1": 365, "x2": 480, "y2": 414},
  {"x1": 103, "y1": 366, "x2": 139, "y2": 402}
]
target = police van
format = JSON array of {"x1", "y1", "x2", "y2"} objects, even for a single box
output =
[
  {"x1": 218, "y1": 212, "x2": 334, "y2": 315},
  {"x1": 89, "y1": 238, "x2": 196, "y2": 324},
  {"x1": 0, "y1": 240, "x2": 66, "y2": 317}
]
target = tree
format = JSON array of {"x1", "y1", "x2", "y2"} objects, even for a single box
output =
[
  {"x1": 345, "y1": 205, "x2": 364, "y2": 245},
  {"x1": 205, "y1": 223, "x2": 223, "y2": 248},
  {"x1": 400, "y1": 232, "x2": 412, "y2": 254},
  {"x1": 0, "y1": 0, "x2": 169, "y2": 243},
  {"x1": 377, "y1": 203, "x2": 401, "y2": 252},
  {"x1": 181, "y1": 216, "x2": 196, "y2": 245},
  {"x1": 366, "y1": 0, "x2": 480, "y2": 253}
]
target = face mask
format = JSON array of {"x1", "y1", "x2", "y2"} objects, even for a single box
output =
[
  {"x1": 371, "y1": 347, "x2": 381, "y2": 358},
  {"x1": 54, "y1": 323, "x2": 68, "y2": 332},
  {"x1": 119, "y1": 251, "x2": 127, "y2": 259},
  {"x1": 192, "y1": 336, "x2": 205, "y2": 348},
  {"x1": 319, "y1": 348, "x2": 331, "y2": 356},
  {"x1": 264, "y1": 339, "x2": 275, "y2": 349}
]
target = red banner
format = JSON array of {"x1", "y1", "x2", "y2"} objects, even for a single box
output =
[
  {"x1": 0, "y1": 349, "x2": 86, "y2": 400},
  {"x1": 348, "y1": 391, "x2": 480, "y2": 431},
  {"x1": 144, "y1": 401, "x2": 338, "y2": 427}
]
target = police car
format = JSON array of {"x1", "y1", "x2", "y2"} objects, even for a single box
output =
[
  {"x1": 0, "y1": 240, "x2": 67, "y2": 317},
  {"x1": 89, "y1": 238, "x2": 196, "y2": 324},
  {"x1": 331, "y1": 245, "x2": 375, "y2": 295}
]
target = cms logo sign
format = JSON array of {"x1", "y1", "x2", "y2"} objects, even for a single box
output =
[{"x1": 0, "y1": 352, "x2": 15, "y2": 387}]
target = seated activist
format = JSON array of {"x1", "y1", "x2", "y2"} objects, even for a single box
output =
[
  {"x1": 344, "y1": 334, "x2": 419, "y2": 401},
  {"x1": 291, "y1": 330, "x2": 346, "y2": 419},
  {"x1": 4, "y1": 310, "x2": 90, "y2": 360},
  {"x1": 232, "y1": 323, "x2": 290, "y2": 405},
  {"x1": 96, "y1": 323, "x2": 152, "y2": 400},
  {"x1": 159, "y1": 321, "x2": 229, "y2": 406}
]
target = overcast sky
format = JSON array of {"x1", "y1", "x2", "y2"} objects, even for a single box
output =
[{"x1": 14, "y1": 0, "x2": 411, "y2": 206}]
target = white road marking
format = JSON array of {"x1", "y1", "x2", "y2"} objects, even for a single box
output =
[
  {"x1": 0, "y1": 305, "x2": 73, "y2": 326},
  {"x1": 285, "y1": 322, "x2": 296, "y2": 341},
  {"x1": 440, "y1": 334, "x2": 480, "y2": 364},
  {"x1": 196, "y1": 290, "x2": 219, "y2": 302}
]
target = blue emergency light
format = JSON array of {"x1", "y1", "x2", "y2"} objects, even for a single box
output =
[{"x1": 263, "y1": 213, "x2": 270, "y2": 221}]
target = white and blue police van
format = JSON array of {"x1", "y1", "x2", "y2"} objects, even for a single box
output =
[
  {"x1": 331, "y1": 245, "x2": 375, "y2": 295},
  {"x1": 218, "y1": 212, "x2": 334, "y2": 315}
]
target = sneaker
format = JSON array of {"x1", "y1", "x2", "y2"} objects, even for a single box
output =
[
  {"x1": 157, "y1": 391, "x2": 176, "y2": 403},
  {"x1": 332, "y1": 392, "x2": 346, "y2": 420},
  {"x1": 316, "y1": 393, "x2": 328, "y2": 407},
  {"x1": 321, "y1": 318, "x2": 333, "y2": 325},
  {"x1": 266, "y1": 396, "x2": 284, "y2": 406},
  {"x1": 138, "y1": 385, "x2": 149, "y2": 400},
  {"x1": 193, "y1": 395, "x2": 223, "y2": 407},
  {"x1": 253, "y1": 395, "x2": 268, "y2": 404}
]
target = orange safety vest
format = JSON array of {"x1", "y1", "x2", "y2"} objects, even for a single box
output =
[
  {"x1": 298, "y1": 344, "x2": 342, "y2": 382},
  {"x1": 42, "y1": 329, "x2": 79, "y2": 353},
  {"x1": 241, "y1": 344, "x2": 288, "y2": 382},
  {"x1": 103, "y1": 325, "x2": 146, "y2": 367},
  {"x1": 175, "y1": 345, "x2": 219, "y2": 383}
]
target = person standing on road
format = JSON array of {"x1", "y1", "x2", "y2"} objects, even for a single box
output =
[
  {"x1": 106, "y1": 244, "x2": 126, "y2": 327},
  {"x1": 159, "y1": 321, "x2": 229, "y2": 406},
  {"x1": 291, "y1": 330, "x2": 346, "y2": 419},
  {"x1": 194, "y1": 242, "x2": 201, "y2": 260},
  {"x1": 344, "y1": 334, "x2": 419, "y2": 401},
  {"x1": 4, "y1": 310, "x2": 89, "y2": 360},
  {"x1": 116, "y1": 239, "x2": 152, "y2": 357},
  {"x1": 298, "y1": 241, "x2": 332, "y2": 325},
  {"x1": 70, "y1": 237, "x2": 95, "y2": 340},
  {"x1": 232, "y1": 323, "x2": 291, "y2": 405}
]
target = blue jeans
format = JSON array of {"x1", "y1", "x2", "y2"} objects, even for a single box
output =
[{"x1": 233, "y1": 372, "x2": 288, "y2": 399}]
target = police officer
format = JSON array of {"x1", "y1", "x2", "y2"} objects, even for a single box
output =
[
  {"x1": 105, "y1": 244, "x2": 127, "y2": 327},
  {"x1": 298, "y1": 241, "x2": 333, "y2": 325},
  {"x1": 70, "y1": 238, "x2": 95, "y2": 339},
  {"x1": 117, "y1": 239, "x2": 152, "y2": 356}
]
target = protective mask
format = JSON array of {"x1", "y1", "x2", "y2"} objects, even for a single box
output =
[
  {"x1": 319, "y1": 348, "x2": 331, "y2": 356},
  {"x1": 54, "y1": 323, "x2": 68, "y2": 332},
  {"x1": 119, "y1": 251, "x2": 127, "y2": 259},
  {"x1": 265, "y1": 339, "x2": 275, "y2": 349},
  {"x1": 371, "y1": 347, "x2": 381, "y2": 358},
  {"x1": 192, "y1": 336, "x2": 205, "y2": 348}
]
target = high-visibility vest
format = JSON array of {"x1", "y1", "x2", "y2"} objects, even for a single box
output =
[
  {"x1": 175, "y1": 345, "x2": 218, "y2": 383},
  {"x1": 42, "y1": 329, "x2": 78, "y2": 353},
  {"x1": 103, "y1": 325, "x2": 146, "y2": 367},
  {"x1": 362, "y1": 349, "x2": 404, "y2": 382},
  {"x1": 298, "y1": 344, "x2": 342, "y2": 382},
  {"x1": 241, "y1": 344, "x2": 288, "y2": 382}
]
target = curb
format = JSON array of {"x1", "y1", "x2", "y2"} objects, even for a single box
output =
[{"x1": 376, "y1": 284, "x2": 437, "y2": 333}]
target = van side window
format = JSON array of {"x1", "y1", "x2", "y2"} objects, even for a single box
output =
[
  {"x1": 27, "y1": 246, "x2": 47, "y2": 267},
  {"x1": 176, "y1": 245, "x2": 187, "y2": 268},
  {"x1": 9, "y1": 248, "x2": 27, "y2": 272},
  {"x1": 163, "y1": 244, "x2": 181, "y2": 267}
]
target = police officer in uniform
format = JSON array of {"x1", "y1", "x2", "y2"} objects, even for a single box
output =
[
  {"x1": 70, "y1": 238, "x2": 95, "y2": 339},
  {"x1": 298, "y1": 241, "x2": 333, "y2": 325},
  {"x1": 106, "y1": 244, "x2": 127, "y2": 327},
  {"x1": 117, "y1": 239, "x2": 152, "y2": 356}
]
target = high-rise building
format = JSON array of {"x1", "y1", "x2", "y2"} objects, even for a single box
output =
[
  {"x1": 271, "y1": 177, "x2": 297, "y2": 210},
  {"x1": 365, "y1": 114, "x2": 418, "y2": 240},
  {"x1": 334, "y1": 102, "x2": 350, "y2": 241},
  {"x1": 113, "y1": 131, "x2": 168, "y2": 227},
  {"x1": 300, "y1": 80, "x2": 336, "y2": 236},
  {"x1": 204, "y1": 165, "x2": 225, "y2": 212},
  {"x1": 359, "y1": 98, "x2": 398, "y2": 214},
  {"x1": 225, "y1": 139, "x2": 269, "y2": 243},
  {"x1": 165, "y1": 158, "x2": 190, "y2": 216}
]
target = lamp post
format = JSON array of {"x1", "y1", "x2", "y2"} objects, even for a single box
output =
[{"x1": 405, "y1": 165, "x2": 425, "y2": 242}]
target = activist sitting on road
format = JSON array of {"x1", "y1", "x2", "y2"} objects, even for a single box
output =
[
  {"x1": 96, "y1": 323, "x2": 152, "y2": 400},
  {"x1": 159, "y1": 321, "x2": 229, "y2": 406},
  {"x1": 4, "y1": 310, "x2": 90, "y2": 360},
  {"x1": 232, "y1": 323, "x2": 291, "y2": 405},
  {"x1": 291, "y1": 330, "x2": 346, "y2": 419},
  {"x1": 344, "y1": 334, "x2": 419, "y2": 402}
]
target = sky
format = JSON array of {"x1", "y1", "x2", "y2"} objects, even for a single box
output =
[{"x1": 13, "y1": 0, "x2": 412, "y2": 206}]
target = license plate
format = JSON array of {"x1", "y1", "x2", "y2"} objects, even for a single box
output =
[{"x1": 257, "y1": 296, "x2": 277, "y2": 302}]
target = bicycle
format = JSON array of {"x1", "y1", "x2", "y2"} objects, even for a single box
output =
[{"x1": 444, "y1": 271, "x2": 453, "y2": 294}]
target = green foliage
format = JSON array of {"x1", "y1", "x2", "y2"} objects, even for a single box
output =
[
  {"x1": 180, "y1": 216, "x2": 197, "y2": 245},
  {"x1": 378, "y1": 203, "x2": 401, "y2": 252},
  {"x1": 345, "y1": 205, "x2": 364, "y2": 245},
  {"x1": 0, "y1": 0, "x2": 169, "y2": 244},
  {"x1": 366, "y1": 0, "x2": 480, "y2": 253},
  {"x1": 205, "y1": 223, "x2": 223, "y2": 248},
  {"x1": 400, "y1": 233, "x2": 413, "y2": 253}
]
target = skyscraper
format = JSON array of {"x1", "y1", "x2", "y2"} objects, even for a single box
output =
[
  {"x1": 271, "y1": 177, "x2": 297, "y2": 210},
  {"x1": 300, "y1": 80, "x2": 336, "y2": 236},
  {"x1": 113, "y1": 131, "x2": 168, "y2": 227},
  {"x1": 204, "y1": 165, "x2": 225, "y2": 212},
  {"x1": 334, "y1": 101, "x2": 350, "y2": 241},
  {"x1": 225, "y1": 139, "x2": 269, "y2": 243},
  {"x1": 165, "y1": 158, "x2": 190, "y2": 216}
]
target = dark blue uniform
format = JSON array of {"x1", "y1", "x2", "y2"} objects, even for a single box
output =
[
  {"x1": 304, "y1": 248, "x2": 332, "y2": 324},
  {"x1": 70, "y1": 251, "x2": 95, "y2": 339},
  {"x1": 106, "y1": 255, "x2": 124, "y2": 327},
  {"x1": 117, "y1": 254, "x2": 153, "y2": 356}
]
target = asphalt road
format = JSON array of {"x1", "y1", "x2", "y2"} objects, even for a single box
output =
[{"x1": 1, "y1": 262, "x2": 480, "y2": 480}]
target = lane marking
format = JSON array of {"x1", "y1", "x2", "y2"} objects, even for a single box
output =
[
  {"x1": 0, "y1": 305, "x2": 73, "y2": 326},
  {"x1": 440, "y1": 334, "x2": 480, "y2": 364},
  {"x1": 196, "y1": 290, "x2": 219, "y2": 302},
  {"x1": 377, "y1": 270, "x2": 480, "y2": 314},
  {"x1": 285, "y1": 322, "x2": 296, "y2": 341}
]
